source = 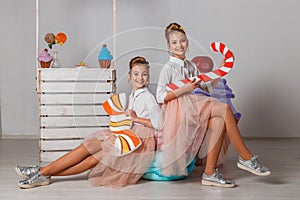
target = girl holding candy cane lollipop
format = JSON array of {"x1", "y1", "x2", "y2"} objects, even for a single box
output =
[
  {"x1": 156, "y1": 22, "x2": 271, "y2": 188},
  {"x1": 16, "y1": 56, "x2": 162, "y2": 189}
]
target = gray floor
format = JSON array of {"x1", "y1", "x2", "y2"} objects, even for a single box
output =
[{"x1": 0, "y1": 138, "x2": 299, "y2": 200}]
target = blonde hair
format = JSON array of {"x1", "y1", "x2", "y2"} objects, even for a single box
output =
[{"x1": 165, "y1": 22, "x2": 186, "y2": 43}]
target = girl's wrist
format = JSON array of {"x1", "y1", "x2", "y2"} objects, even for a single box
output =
[{"x1": 132, "y1": 117, "x2": 138, "y2": 123}]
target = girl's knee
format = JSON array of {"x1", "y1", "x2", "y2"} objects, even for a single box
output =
[
  {"x1": 91, "y1": 151, "x2": 103, "y2": 162},
  {"x1": 224, "y1": 103, "x2": 231, "y2": 111},
  {"x1": 223, "y1": 103, "x2": 234, "y2": 116},
  {"x1": 82, "y1": 139, "x2": 102, "y2": 154},
  {"x1": 87, "y1": 155, "x2": 100, "y2": 167},
  {"x1": 212, "y1": 102, "x2": 228, "y2": 116}
]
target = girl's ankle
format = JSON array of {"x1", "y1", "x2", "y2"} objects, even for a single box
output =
[
  {"x1": 204, "y1": 169, "x2": 215, "y2": 176},
  {"x1": 240, "y1": 154, "x2": 253, "y2": 161},
  {"x1": 39, "y1": 167, "x2": 48, "y2": 176}
]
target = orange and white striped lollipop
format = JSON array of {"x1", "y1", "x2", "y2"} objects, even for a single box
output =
[{"x1": 103, "y1": 93, "x2": 142, "y2": 156}]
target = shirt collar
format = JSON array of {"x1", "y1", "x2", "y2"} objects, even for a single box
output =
[
  {"x1": 169, "y1": 56, "x2": 185, "y2": 67},
  {"x1": 131, "y1": 87, "x2": 148, "y2": 99}
]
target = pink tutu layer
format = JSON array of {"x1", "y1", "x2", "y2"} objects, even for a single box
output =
[
  {"x1": 84, "y1": 125, "x2": 155, "y2": 188},
  {"x1": 157, "y1": 94, "x2": 231, "y2": 176}
]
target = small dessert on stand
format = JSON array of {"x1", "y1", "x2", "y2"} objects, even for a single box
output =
[
  {"x1": 98, "y1": 44, "x2": 113, "y2": 68},
  {"x1": 37, "y1": 49, "x2": 53, "y2": 68},
  {"x1": 75, "y1": 61, "x2": 88, "y2": 68}
]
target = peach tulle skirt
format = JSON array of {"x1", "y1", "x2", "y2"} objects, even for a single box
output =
[
  {"x1": 156, "y1": 93, "x2": 231, "y2": 177},
  {"x1": 84, "y1": 125, "x2": 156, "y2": 188}
]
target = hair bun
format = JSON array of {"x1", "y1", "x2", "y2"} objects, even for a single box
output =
[
  {"x1": 165, "y1": 22, "x2": 186, "y2": 40},
  {"x1": 129, "y1": 56, "x2": 150, "y2": 70}
]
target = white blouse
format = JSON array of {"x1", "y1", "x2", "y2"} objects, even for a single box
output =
[
  {"x1": 128, "y1": 87, "x2": 163, "y2": 130},
  {"x1": 156, "y1": 56, "x2": 199, "y2": 104}
]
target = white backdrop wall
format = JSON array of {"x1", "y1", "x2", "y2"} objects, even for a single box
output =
[{"x1": 1, "y1": 0, "x2": 300, "y2": 138}]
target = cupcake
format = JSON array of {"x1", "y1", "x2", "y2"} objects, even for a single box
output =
[
  {"x1": 37, "y1": 49, "x2": 53, "y2": 68},
  {"x1": 98, "y1": 44, "x2": 113, "y2": 68}
]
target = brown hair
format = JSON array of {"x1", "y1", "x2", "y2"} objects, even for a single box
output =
[
  {"x1": 165, "y1": 22, "x2": 186, "y2": 43},
  {"x1": 129, "y1": 56, "x2": 149, "y2": 72}
]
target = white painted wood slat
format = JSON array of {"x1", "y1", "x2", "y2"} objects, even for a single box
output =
[
  {"x1": 40, "y1": 82, "x2": 113, "y2": 93},
  {"x1": 40, "y1": 105, "x2": 107, "y2": 116},
  {"x1": 39, "y1": 68, "x2": 116, "y2": 81},
  {"x1": 40, "y1": 139, "x2": 83, "y2": 151},
  {"x1": 40, "y1": 93, "x2": 111, "y2": 104},
  {"x1": 40, "y1": 151, "x2": 69, "y2": 163},
  {"x1": 41, "y1": 116, "x2": 110, "y2": 127},
  {"x1": 40, "y1": 127, "x2": 105, "y2": 139}
]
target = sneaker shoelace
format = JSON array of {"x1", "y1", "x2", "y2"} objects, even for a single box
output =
[
  {"x1": 27, "y1": 167, "x2": 38, "y2": 175},
  {"x1": 214, "y1": 169, "x2": 225, "y2": 180},
  {"x1": 250, "y1": 155, "x2": 262, "y2": 169}
]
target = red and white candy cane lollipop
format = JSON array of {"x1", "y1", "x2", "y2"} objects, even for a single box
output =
[{"x1": 166, "y1": 42, "x2": 235, "y2": 91}]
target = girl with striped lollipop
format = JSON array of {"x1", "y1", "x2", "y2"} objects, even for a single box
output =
[
  {"x1": 156, "y1": 22, "x2": 271, "y2": 188},
  {"x1": 16, "y1": 56, "x2": 162, "y2": 189}
]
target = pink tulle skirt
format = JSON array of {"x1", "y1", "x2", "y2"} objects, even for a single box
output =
[
  {"x1": 157, "y1": 93, "x2": 231, "y2": 176},
  {"x1": 84, "y1": 125, "x2": 156, "y2": 188}
]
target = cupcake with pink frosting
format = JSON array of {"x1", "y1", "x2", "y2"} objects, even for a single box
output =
[{"x1": 37, "y1": 49, "x2": 53, "y2": 68}]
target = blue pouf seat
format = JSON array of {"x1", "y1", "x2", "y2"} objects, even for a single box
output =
[{"x1": 142, "y1": 152, "x2": 197, "y2": 181}]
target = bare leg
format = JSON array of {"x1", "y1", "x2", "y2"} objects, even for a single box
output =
[
  {"x1": 40, "y1": 139, "x2": 103, "y2": 176},
  {"x1": 204, "y1": 117, "x2": 225, "y2": 175},
  {"x1": 223, "y1": 105, "x2": 252, "y2": 159},
  {"x1": 204, "y1": 103, "x2": 252, "y2": 175},
  {"x1": 52, "y1": 151, "x2": 103, "y2": 176}
]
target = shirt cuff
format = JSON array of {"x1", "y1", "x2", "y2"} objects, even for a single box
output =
[{"x1": 157, "y1": 91, "x2": 167, "y2": 104}]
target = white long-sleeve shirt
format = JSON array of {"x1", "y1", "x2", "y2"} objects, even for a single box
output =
[
  {"x1": 128, "y1": 87, "x2": 163, "y2": 130},
  {"x1": 156, "y1": 56, "x2": 199, "y2": 104}
]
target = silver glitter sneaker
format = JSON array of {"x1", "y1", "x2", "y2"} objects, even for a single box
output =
[
  {"x1": 15, "y1": 165, "x2": 40, "y2": 178},
  {"x1": 202, "y1": 168, "x2": 236, "y2": 188},
  {"x1": 19, "y1": 172, "x2": 51, "y2": 189},
  {"x1": 237, "y1": 155, "x2": 271, "y2": 176}
]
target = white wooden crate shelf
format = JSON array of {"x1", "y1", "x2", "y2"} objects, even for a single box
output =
[{"x1": 37, "y1": 68, "x2": 116, "y2": 162}]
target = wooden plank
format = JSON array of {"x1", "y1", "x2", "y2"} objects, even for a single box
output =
[
  {"x1": 40, "y1": 82, "x2": 114, "y2": 93},
  {"x1": 40, "y1": 151, "x2": 69, "y2": 163},
  {"x1": 39, "y1": 68, "x2": 116, "y2": 81},
  {"x1": 40, "y1": 93, "x2": 111, "y2": 104},
  {"x1": 40, "y1": 105, "x2": 107, "y2": 116},
  {"x1": 40, "y1": 139, "x2": 83, "y2": 151},
  {"x1": 41, "y1": 127, "x2": 106, "y2": 139},
  {"x1": 40, "y1": 116, "x2": 110, "y2": 127}
]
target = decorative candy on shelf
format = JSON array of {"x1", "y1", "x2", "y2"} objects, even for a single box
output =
[
  {"x1": 98, "y1": 44, "x2": 113, "y2": 68},
  {"x1": 55, "y1": 32, "x2": 67, "y2": 45},
  {"x1": 44, "y1": 33, "x2": 56, "y2": 49},
  {"x1": 37, "y1": 49, "x2": 53, "y2": 68},
  {"x1": 75, "y1": 61, "x2": 88, "y2": 67},
  {"x1": 102, "y1": 93, "x2": 142, "y2": 156},
  {"x1": 44, "y1": 32, "x2": 67, "y2": 49},
  {"x1": 43, "y1": 32, "x2": 67, "y2": 68},
  {"x1": 166, "y1": 42, "x2": 235, "y2": 91}
]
